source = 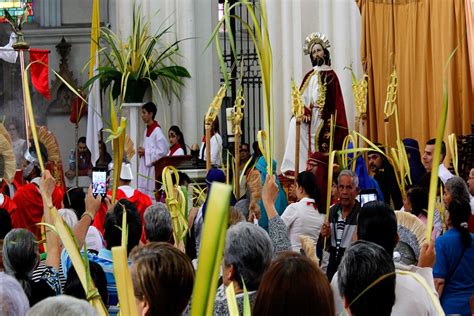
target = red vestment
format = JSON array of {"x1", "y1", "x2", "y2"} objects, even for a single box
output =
[
  {"x1": 11, "y1": 182, "x2": 63, "y2": 240},
  {"x1": 93, "y1": 186, "x2": 152, "y2": 234},
  {"x1": 299, "y1": 69, "x2": 348, "y2": 153},
  {"x1": 0, "y1": 193, "x2": 16, "y2": 213}
]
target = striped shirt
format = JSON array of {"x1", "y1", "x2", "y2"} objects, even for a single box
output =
[
  {"x1": 61, "y1": 248, "x2": 123, "y2": 315},
  {"x1": 32, "y1": 259, "x2": 66, "y2": 291},
  {"x1": 335, "y1": 210, "x2": 346, "y2": 253}
]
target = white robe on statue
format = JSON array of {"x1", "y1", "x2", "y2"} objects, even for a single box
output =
[
  {"x1": 280, "y1": 65, "x2": 329, "y2": 174},
  {"x1": 138, "y1": 123, "x2": 168, "y2": 201}
]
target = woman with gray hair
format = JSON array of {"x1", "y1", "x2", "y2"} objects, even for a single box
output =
[
  {"x1": 27, "y1": 295, "x2": 98, "y2": 316},
  {"x1": 3, "y1": 229, "x2": 61, "y2": 306},
  {"x1": 213, "y1": 222, "x2": 274, "y2": 315},
  {"x1": 143, "y1": 202, "x2": 173, "y2": 243},
  {"x1": 444, "y1": 176, "x2": 471, "y2": 209},
  {"x1": 3, "y1": 171, "x2": 62, "y2": 306},
  {"x1": 0, "y1": 272, "x2": 29, "y2": 316}
]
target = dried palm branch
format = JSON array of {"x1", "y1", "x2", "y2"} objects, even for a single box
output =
[
  {"x1": 0, "y1": 123, "x2": 12, "y2": 145},
  {"x1": 300, "y1": 235, "x2": 318, "y2": 265},
  {"x1": 125, "y1": 134, "x2": 135, "y2": 161},
  {"x1": 247, "y1": 169, "x2": 262, "y2": 222},
  {"x1": 395, "y1": 211, "x2": 426, "y2": 260},
  {"x1": 0, "y1": 133, "x2": 16, "y2": 183}
]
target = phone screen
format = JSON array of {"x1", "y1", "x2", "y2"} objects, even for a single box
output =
[
  {"x1": 359, "y1": 193, "x2": 378, "y2": 206},
  {"x1": 92, "y1": 170, "x2": 107, "y2": 197}
]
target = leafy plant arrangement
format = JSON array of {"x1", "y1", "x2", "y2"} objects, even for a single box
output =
[{"x1": 84, "y1": 4, "x2": 191, "y2": 103}]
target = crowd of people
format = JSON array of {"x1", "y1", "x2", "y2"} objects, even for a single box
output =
[
  {"x1": 0, "y1": 127, "x2": 473, "y2": 315},
  {"x1": 0, "y1": 32, "x2": 473, "y2": 316}
]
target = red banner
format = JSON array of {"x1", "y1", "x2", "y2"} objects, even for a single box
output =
[
  {"x1": 70, "y1": 95, "x2": 88, "y2": 124},
  {"x1": 29, "y1": 48, "x2": 51, "y2": 100}
]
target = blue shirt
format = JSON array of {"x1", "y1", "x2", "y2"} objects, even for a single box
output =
[
  {"x1": 61, "y1": 248, "x2": 121, "y2": 315},
  {"x1": 433, "y1": 229, "x2": 474, "y2": 315}
]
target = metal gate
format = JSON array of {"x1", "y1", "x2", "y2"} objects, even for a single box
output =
[{"x1": 218, "y1": 0, "x2": 262, "y2": 152}]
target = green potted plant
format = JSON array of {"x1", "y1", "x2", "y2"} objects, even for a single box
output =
[{"x1": 85, "y1": 5, "x2": 191, "y2": 103}]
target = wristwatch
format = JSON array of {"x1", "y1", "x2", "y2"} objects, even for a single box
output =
[{"x1": 81, "y1": 211, "x2": 95, "y2": 224}]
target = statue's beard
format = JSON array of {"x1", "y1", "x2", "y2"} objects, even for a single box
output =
[{"x1": 311, "y1": 56, "x2": 325, "y2": 67}]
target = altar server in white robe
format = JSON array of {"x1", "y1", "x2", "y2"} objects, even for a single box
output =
[{"x1": 138, "y1": 102, "x2": 168, "y2": 200}]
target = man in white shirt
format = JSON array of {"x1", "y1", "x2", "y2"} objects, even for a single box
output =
[
  {"x1": 137, "y1": 102, "x2": 168, "y2": 201},
  {"x1": 422, "y1": 138, "x2": 454, "y2": 184}
]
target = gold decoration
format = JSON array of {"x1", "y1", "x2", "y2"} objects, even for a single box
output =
[
  {"x1": 163, "y1": 166, "x2": 188, "y2": 250},
  {"x1": 231, "y1": 86, "x2": 245, "y2": 136},
  {"x1": 205, "y1": 85, "x2": 226, "y2": 126},
  {"x1": 315, "y1": 72, "x2": 328, "y2": 113},
  {"x1": 348, "y1": 67, "x2": 368, "y2": 118},
  {"x1": 303, "y1": 32, "x2": 331, "y2": 55},
  {"x1": 448, "y1": 133, "x2": 459, "y2": 176},
  {"x1": 383, "y1": 68, "x2": 398, "y2": 120},
  {"x1": 291, "y1": 79, "x2": 304, "y2": 119}
]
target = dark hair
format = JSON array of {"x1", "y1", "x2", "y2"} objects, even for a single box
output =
[
  {"x1": 169, "y1": 125, "x2": 187, "y2": 155},
  {"x1": 78, "y1": 136, "x2": 86, "y2": 144},
  {"x1": 64, "y1": 261, "x2": 108, "y2": 305},
  {"x1": 426, "y1": 138, "x2": 446, "y2": 159},
  {"x1": 309, "y1": 46, "x2": 332, "y2": 67},
  {"x1": 178, "y1": 172, "x2": 191, "y2": 186},
  {"x1": 338, "y1": 240, "x2": 396, "y2": 316},
  {"x1": 203, "y1": 116, "x2": 220, "y2": 135},
  {"x1": 210, "y1": 116, "x2": 220, "y2": 135},
  {"x1": 296, "y1": 171, "x2": 318, "y2": 201},
  {"x1": 142, "y1": 102, "x2": 157, "y2": 120},
  {"x1": 322, "y1": 47, "x2": 332, "y2": 66},
  {"x1": 0, "y1": 209, "x2": 12, "y2": 239},
  {"x1": 357, "y1": 201, "x2": 398, "y2": 254},
  {"x1": 104, "y1": 199, "x2": 142, "y2": 254},
  {"x1": 63, "y1": 187, "x2": 86, "y2": 218},
  {"x1": 252, "y1": 141, "x2": 262, "y2": 158},
  {"x1": 253, "y1": 252, "x2": 334, "y2": 316},
  {"x1": 29, "y1": 143, "x2": 49, "y2": 163},
  {"x1": 241, "y1": 142, "x2": 250, "y2": 150},
  {"x1": 447, "y1": 200, "x2": 472, "y2": 248},
  {"x1": 406, "y1": 186, "x2": 428, "y2": 217},
  {"x1": 130, "y1": 242, "x2": 194, "y2": 316}
]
